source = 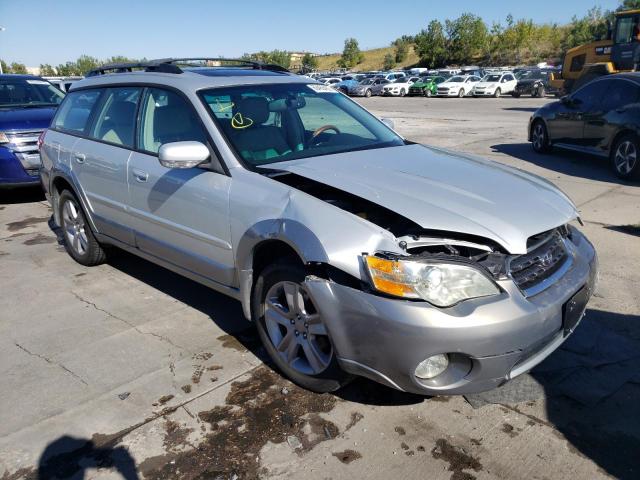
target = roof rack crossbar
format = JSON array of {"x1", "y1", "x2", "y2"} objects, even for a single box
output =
[{"x1": 86, "y1": 57, "x2": 289, "y2": 77}]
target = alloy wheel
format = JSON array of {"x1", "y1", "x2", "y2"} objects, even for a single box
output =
[
  {"x1": 614, "y1": 140, "x2": 638, "y2": 175},
  {"x1": 61, "y1": 199, "x2": 88, "y2": 256},
  {"x1": 532, "y1": 123, "x2": 546, "y2": 151},
  {"x1": 264, "y1": 281, "x2": 332, "y2": 376}
]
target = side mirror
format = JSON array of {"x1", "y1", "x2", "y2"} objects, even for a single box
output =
[
  {"x1": 158, "y1": 141, "x2": 210, "y2": 169},
  {"x1": 560, "y1": 96, "x2": 572, "y2": 106},
  {"x1": 381, "y1": 118, "x2": 395, "y2": 130}
]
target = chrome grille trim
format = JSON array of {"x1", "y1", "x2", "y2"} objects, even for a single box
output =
[
  {"x1": 3, "y1": 130, "x2": 43, "y2": 170},
  {"x1": 508, "y1": 230, "x2": 571, "y2": 297}
]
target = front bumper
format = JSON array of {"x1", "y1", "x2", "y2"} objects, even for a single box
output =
[
  {"x1": 305, "y1": 229, "x2": 597, "y2": 395},
  {"x1": 0, "y1": 147, "x2": 41, "y2": 187},
  {"x1": 473, "y1": 89, "x2": 495, "y2": 96}
]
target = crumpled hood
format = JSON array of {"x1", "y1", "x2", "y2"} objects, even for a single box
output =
[
  {"x1": 0, "y1": 107, "x2": 56, "y2": 132},
  {"x1": 269, "y1": 144, "x2": 578, "y2": 254}
]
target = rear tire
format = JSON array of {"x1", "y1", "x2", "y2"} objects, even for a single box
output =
[
  {"x1": 610, "y1": 133, "x2": 640, "y2": 180},
  {"x1": 58, "y1": 190, "x2": 107, "y2": 266},
  {"x1": 252, "y1": 262, "x2": 349, "y2": 393},
  {"x1": 531, "y1": 120, "x2": 552, "y2": 154}
]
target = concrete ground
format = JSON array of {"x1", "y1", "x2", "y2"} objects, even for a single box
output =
[{"x1": 1, "y1": 96, "x2": 639, "y2": 480}]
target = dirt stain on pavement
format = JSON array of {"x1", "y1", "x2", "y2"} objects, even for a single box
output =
[
  {"x1": 6, "y1": 216, "x2": 50, "y2": 232},
  {"x1": 217, "y1": 333, "x2": 248, "y2": 351},
  {"x1": 394, "y1": 426, "x2": 406, "y2": 436},
  {"x1": 502, "y1": 423, "x2": 518, "y2": 438},
  {"x1": 140, "y1": 366, "x2": 338, "y2": 479},
  {"x1": 23, "y1": 233, "x2": 56, "y2": 245},
  {"x1": 431, "y1": 438, "x2": 483, "y2": 480},
  {"x1": 332, "y1": 449, "x2": 362, "y2": 464},
  {"x1": 163, "y1": 419, "x2": 194, "y2": 452},
  {"x1": 181, "y1": 384, "x2": 192, "y2": 393},
  {"x1": 157, "y1": 395, "x2": 174, "y2": 405}
]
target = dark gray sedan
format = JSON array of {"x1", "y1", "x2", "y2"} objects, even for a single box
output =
[{"x1": 348, "y1": 78, "x2": 390, "y2": 97}]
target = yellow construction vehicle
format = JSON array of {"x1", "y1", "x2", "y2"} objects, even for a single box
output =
[{"x1": 550, "y1": 9, "x2": 640, "y2": 93}]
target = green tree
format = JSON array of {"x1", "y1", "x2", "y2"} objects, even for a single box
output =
[
  {"x1": 39, "y1": 64, "x2": 56, "y2": 76},
  {"x1": 10, "y1": 62, "x2": 28, "y2": 74},
  {"x1": 75, "y1": 55, "x2": 100, "y2": 75},
  {"x1": 0, "y1": 60, "x2": 8, "y2": 74},
  {"x1": 415, "y1": 20, "x2": 447, "y2": 68},
  {"x1": 618, "y1": 0, "x2": 640, "y2": 10},
  {"x1": 267, "y1": 50, "x2": 291, "y2": 69},
  {"x1": 383, "y1": 52, "x2": 396, "y2": 70},
  {"x1": 301, "y1": 53, "x2": 319, "y2": 71},
  {"x1": 446, "y1": 13, "x2": 489, "y2": 64},
  {"x1": 394, "y1": 39, "x2": 409, "y2": 63},
  {"x1": 55, "y1": 62, "x2": 79, "y2": 76},
  {"x1": 338, "y1": 38, "x2": 364, "y2": 68}
]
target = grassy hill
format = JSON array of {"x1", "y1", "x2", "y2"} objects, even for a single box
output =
[{"x1": 314, "y1": 45, "x2": 420, "y2": 72}]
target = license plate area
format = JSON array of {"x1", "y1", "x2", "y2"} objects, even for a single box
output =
[{"x1": 562, "y1": 285, "x2": 589, "y2": 336}]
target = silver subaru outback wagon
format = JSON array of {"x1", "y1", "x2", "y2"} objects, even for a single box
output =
[{"x1": 39, "y1": 58, "x2": 598, "y2": 395}]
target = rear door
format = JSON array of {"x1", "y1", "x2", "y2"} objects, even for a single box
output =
[
  {"x1": 584, "y1": 79, "x2": 640, "y2": 152},
  {"x1": 127, "y1": 87, "x2": 234, "y2": 286},
  {"x1": 501, "y1": 73, "x2": 517, "y2": 93},
  {"x1": 71, "y1": 86, "x2": 142, "y2": 244}
]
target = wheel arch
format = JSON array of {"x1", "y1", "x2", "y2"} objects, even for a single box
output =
[
  {"x1": 50, "y1": 172, "x2": 97, "y2": 233},
  {"x1": 608, "y1": 128, "x2": 639, "y2": 157}
]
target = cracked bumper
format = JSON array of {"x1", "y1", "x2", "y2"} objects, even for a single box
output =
[{"x1": 304, "y1": 230, "x2": 597, "y2": 395}]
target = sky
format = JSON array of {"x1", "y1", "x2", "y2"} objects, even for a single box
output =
[{"x1": 0, "y1": 0, "x2": 623, "y2": 66}]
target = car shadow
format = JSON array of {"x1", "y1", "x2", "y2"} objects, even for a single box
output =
[
  {"x1": 34, "y1": 435, "x2": 139, "y2": 480},
  {"x1": 531, "y1": 310, "x2": 640, "y2": 480},
  {"x1": 490, "y1": 142, "x2": 625, "y2": 184},
  {"x1": 105, "y1": 249, "x2": 263, "y2": 354},
  {"x1": 501, "y1": 106, "x2": 541, "y2": 112},
  {"x1": 0, "y1": 186, "x2": 45, "y2": 205}
]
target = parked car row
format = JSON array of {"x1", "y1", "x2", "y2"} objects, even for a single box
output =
[{"x1": 311, "y1": 68, "x2": 562, "y2": 100}]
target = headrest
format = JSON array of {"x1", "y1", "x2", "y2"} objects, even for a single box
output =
[
  {"x1": 153, "y1": 105, "x2": 191, "y2": 138},
  {"x1": 106, "y1": 101, "x2": 136, "y2": 124},
  {"x1": 234, "y1": 97, "x2": 270, "y2": 125},
  {"x1": 269, "y1": 95, "x2": 306, "y2": 112}
]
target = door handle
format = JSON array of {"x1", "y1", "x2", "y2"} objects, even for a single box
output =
[
  {"x1": 74, "y1": 153, "x2": 85, "y2": 164},
  {"x1": 132, "y1": 169, "x2": 149, "y2": 183}
]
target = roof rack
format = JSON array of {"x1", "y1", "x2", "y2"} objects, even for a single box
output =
[{"x1": 86, "y1": 58, "x2": 289, "y2": 77}]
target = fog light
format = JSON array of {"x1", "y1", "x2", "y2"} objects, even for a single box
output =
[{"x1": 415, "y1": 354, "x2": 449, "y2": 379}]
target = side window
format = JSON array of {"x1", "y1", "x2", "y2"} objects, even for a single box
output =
[
  {"x1": 615, "y1": 16, "x2": 637, "y2": 44},
  {"x1": 138, "y1": 88, "x2": 208, "y2": 154},
  {"x1": 570, "y1": 54, "x2": 586, "y2": 73},
  {"x1": 89, "y1": 87, "x2": 141, "y2": 147},
  {"x1": 601, "y1": 80, "x2": 640, "y2": 111},
  {"x1": 571, "y1": 81, "x2": 609, "y2": 110},
  {"x1": 52, "y1": 90, "x2": 102, "y2": 133}
]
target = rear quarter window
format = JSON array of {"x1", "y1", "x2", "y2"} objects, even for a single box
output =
[{"x1": 53, "y1": 90, "x2": 102, "y2": 134}]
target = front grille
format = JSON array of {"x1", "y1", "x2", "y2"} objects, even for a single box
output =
[
  {"x1": 509, "y1": 230, "x2": 568, "y2": 291},
  {"x1": 437, "y1": 88, "x2": 449, "y2": 94},
  {"x1": 4, "y1": 130, "x2": 42, "y2": 170}
]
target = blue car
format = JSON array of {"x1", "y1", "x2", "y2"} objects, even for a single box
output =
[{"x1": 0, "y1": 75, "x2": 65, "y2": 188}]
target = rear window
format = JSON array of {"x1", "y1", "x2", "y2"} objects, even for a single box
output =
[{"x1": 52, "y1": 90, "x2": 102, "y2": 133}]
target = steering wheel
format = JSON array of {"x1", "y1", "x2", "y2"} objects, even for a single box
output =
[{"x1": 309, "y1": 124, "x2": 341, "y2": 145}]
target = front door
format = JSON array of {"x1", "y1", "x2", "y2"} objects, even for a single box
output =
[{"x1": 127, "y1": 87, "x2": 234, "y2": 286}]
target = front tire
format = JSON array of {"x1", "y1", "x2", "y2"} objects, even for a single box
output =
[
  {"x1": 493, "y1": 88, "x2": 501, "y2": 98},
  {"x1": 252, "y1": 262, "x2": 349, "y2": 393},
  {"x1": 531, "y1": 120, "x2": 552, "y2": 154},
  {"x1": 536, "y1": 85, "x2": 546, "y2": 97},
  {"x1": 58, "y1": 190, "x2": 106, "y2": 266},
  {"x1": 425, "y1": 89, "x2": 433, "y2": 97},
  {"x1": 400, "y1": 88, "x2": 406, "y2": 97},
  {"x1": 611, "y1": 133, "x2": 640, "y2": 180},
  {"x1": 365, "y1": 89, "x2": 372, "y2": 98},
  {"x1": 458, "y1": 89, "x2": 465, "y2": 98}
]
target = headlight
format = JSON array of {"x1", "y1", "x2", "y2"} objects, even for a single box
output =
[{"x1": 364, "y1": 255, "x2": 500, "y2": 307}]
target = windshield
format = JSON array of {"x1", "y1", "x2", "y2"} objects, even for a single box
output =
[
  {"x1": 483, "y1": 74, "x2": 501, "y2": 82},
  {"x1": 200, "y1": 83, "x2": 404, "y2": 167},
  {"x1": 515, "y1": 70, "x2": 546, "y2": 80},
  {"x1": 0, "y1": 78, "x2": 64, "y2": 108},
  {"x1": 447, "y1": 76, "x2": 465, "y2": 83},
  {"x1": 393, "y1": 77, "x2": 407, "y2": 83}
]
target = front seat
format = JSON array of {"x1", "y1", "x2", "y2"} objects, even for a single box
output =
[
  {"x1": 230, "y1": 97, "x2": 291, "y2": 163},
  {"x1": 99, "y1": 101, "x2": 136, "y2": 146}
]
